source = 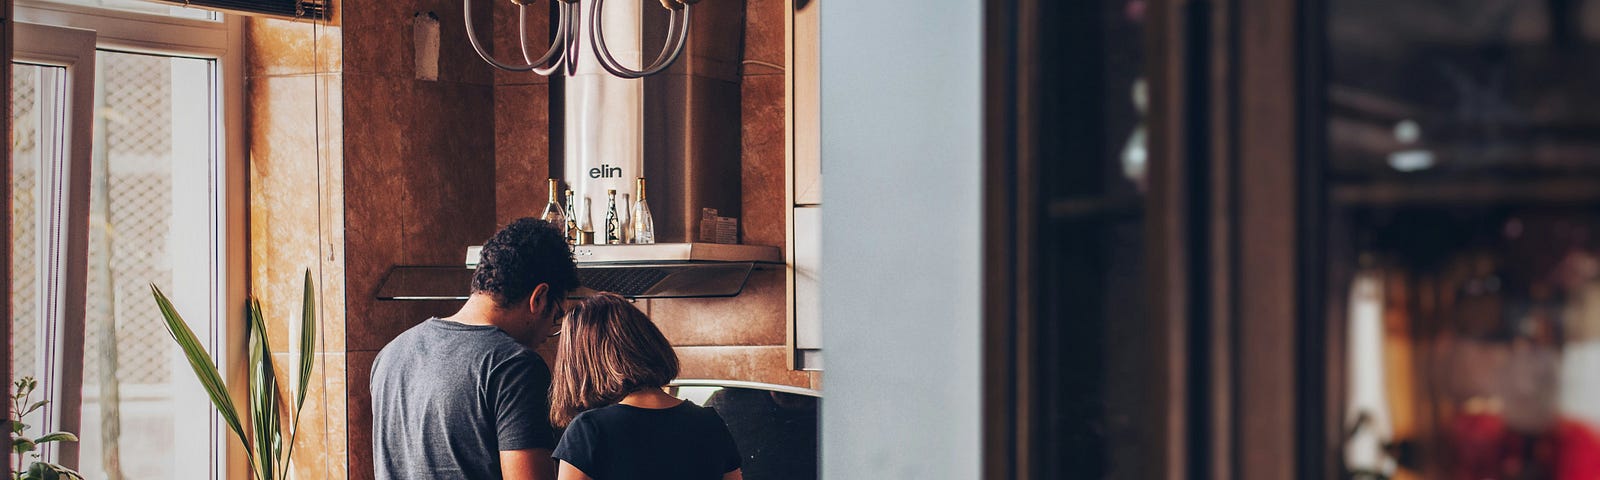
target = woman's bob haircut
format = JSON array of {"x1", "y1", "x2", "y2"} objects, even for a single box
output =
[{"x1": 549, "y1": 292, "x2": 680, "y2": 427}]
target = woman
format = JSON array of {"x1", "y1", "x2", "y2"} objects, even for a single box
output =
[{"x1": 549, "y1": 293, "x2": 744, "y2": 480}]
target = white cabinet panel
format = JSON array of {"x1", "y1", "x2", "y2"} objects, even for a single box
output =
[{"x1": 794, "y1": 206, "x2": 822, "y2": 350}]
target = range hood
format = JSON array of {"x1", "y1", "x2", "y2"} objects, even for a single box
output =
[{"x1": 376, "y1": 243, "x2": 781, "y2": 300}]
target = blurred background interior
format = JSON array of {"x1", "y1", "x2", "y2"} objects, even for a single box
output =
[{"x1": 989, "y1": 0, "x2": 1600, "y2": 478}]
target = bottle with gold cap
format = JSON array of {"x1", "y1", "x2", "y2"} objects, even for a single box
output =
[
  {"x1": 604, "y1": 189, "x2": 622, "y2": 245},
  {"x1": 578, "y1": 197, "x2": 595, "y2": 245},
  {"x1": 631, "y1": 177, "x2": 655, "y2": 244},
  {"x1": 563, "y1": 189, "x2": 578, "y2": 244},
  {"x1": 540, "y1": 179, "x2": 567, "y2": 239}
]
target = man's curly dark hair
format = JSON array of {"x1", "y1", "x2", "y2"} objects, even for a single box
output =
[{"x1": 470, "y1": 218, "x2": 579, "y2": 307}]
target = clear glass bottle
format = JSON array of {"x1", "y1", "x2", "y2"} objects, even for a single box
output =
[
  {"x1": 540, "y1": 179, "x2": 567, "y2": 237},
  {"x1": 620, "y1": 193, "x2": 633, "y2": 243},
  {"x1": 564, "y1": 189, "x2": 578, "y2": 244},
  {"x1": 631, "y1": 177, "x2": 655, "y2": 244},
  {"x1": 578, "y1": 197, "x2": 594, "y2": 245},
  {"x1": 604, "y1": 189, "x2": 622, "y2": 245}
]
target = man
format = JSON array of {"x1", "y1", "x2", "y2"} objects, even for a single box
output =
[{"x1": 371, "y1": 218, "x2": 579, "y2": 480}]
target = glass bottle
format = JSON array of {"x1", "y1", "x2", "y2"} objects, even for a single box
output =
[
  {"x1": 564, "y1": 189, "x2": 578, "y2": 244},
  {"x1": 578, "y1": 197, "x2": 594, "y2": 245},
  {"x1": 540, "y1": 179, "x2": 567, "y2": 236},
  {"x1": 631, "y1": 177, "x2": 655, "y2": 244},
  {"x1": 604, "y1": 189, "x2": 622, "y2": 245},
  {"x1": 621, "y1": 193, "x2": 633, "y2": 243}
]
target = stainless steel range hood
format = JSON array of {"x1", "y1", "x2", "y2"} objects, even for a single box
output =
[
  {"x1": 568, "y1": 243, "x2": 782, "y2": 298},
  {"x1": 376, "y1": 243, "x2": 780, "y2": 300}
]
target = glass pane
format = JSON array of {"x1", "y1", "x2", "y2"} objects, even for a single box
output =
[
  {"x1": 11, "y1": 62, "x2": 69, "y2": 441},
  {"x1": 1328, "y1": 1, "x2": 1600, "y2": 478},
  {"x1": 77, "y1": 50, "x2": 218, "y2": 480}
]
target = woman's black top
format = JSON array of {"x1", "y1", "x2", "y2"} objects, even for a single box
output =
[{"x1": 553, "y1": 401, "x2": 742, "y2": 480}]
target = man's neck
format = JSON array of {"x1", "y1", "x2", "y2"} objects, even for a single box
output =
[{"x1": 442, "y1": 294, "x2": 511, "y2": 328}]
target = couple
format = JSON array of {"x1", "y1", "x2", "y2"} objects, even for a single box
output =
[{"x1": 370, "y1": 218, "x2": 743, "y2": 480}]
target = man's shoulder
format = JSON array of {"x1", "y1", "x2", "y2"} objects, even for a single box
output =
[{"x1": 374, "y1": 319, "x2": 439, "y2": 355}]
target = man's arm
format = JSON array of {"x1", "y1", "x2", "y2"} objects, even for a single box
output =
[
  {"x1": 556, "y1": 460, "x2": 593, "y2": 480},
  {"x1": 500, "y1": 448, "x2": 556, "y2": 480}
]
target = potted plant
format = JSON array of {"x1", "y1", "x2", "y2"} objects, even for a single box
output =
[
  {"x1": 150, "y1": 269, "x2": 317, "y2": 480},
  {"x1": 9, "y1": 377, "x2": 82, "y2": 480}
]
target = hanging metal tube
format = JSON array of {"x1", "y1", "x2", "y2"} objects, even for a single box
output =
[
  {"x1": 465, "y1": 0, "x2": 571, "y2": 72},
  {"x1": 518, "y1": 3, "x2": 568, "y2": 67},
  {"x1": 565, "y1": 0, "x2": 582, "y2": 76},
  {"x1": 588, "y1": 0, "x2": 692, "y2": 78},
  {"x1": 465, "y1": 0, "x2": 692, "y2": 78}
]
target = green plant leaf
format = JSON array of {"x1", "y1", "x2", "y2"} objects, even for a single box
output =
[
  {"x1": 13, "y1": 421, "x2": 27, "y2": 435},
  {"x1": 298, "y1": 269, "x2": 315, "y2": 410},
  {"x1": 32, "y1": 432, "x2": 76, "y2": 445},
  {"x1": 13, "y1": 437, "x2": 35, "y2": 454},
  {"x1": 280, "y1": 269, "x2": 317, "y2": 480},
  {"x1": 247, "y1": 298, "x2": 280, "y2": 480},
  {"x1": 150, "y1": 284, "x2": 257, "y2": 477},
  {"x1": 21, "y1": 401, "x2": 47, "y2": 417}
]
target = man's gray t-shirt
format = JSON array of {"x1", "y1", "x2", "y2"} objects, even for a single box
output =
[{"x1": 371, "y1": 318, "x2": 556, "y2": 480}]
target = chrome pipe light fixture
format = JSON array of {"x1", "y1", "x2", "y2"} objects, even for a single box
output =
[{"x1": 463, "y1": 0, "x2": 699, "y2": 78}]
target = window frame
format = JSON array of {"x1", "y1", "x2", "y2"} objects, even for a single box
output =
[
  {"x1": 11, "y1": 2, "x2": 247, "y2": 479},
  {"x1": 12, "y1": 20, "x2": 97, "y2": 469}
]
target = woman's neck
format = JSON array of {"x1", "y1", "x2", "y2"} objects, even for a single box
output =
[{"x1": 618, "y1": 387, "x2": 684, "y2": 409}]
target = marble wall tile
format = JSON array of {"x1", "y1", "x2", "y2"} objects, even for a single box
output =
[
  {"x1": 740, "y1": 73, "x2": 786, "y2": 249},
  {"x1": 250, "y1": 74, "x2": 333, "y2": 353},
  {"x1": 495, "y1": 83, "x2": 552, "y2": 225},
  {"x1": 741, "y1": 0, "x2": 784, "y2": 75},
  {"x1": 269, "y1": 353, "x2": 349, "y2": 480},
  {"x1": 647, "y1": 267, "x2": 786, "y2": 346},
  {"x1": 347, "y1": 350, "x2": 378, "y2": 480},
  {"x1": 340, "y1": 73, "x2": 492, "y2": 351},
  {"x1": 675, "y1": 345, "x2": 811, "y2": 388},
  {"x1": 315, "y1": 72, "x2": 350, "y2": 353},
  {"x1": 397, "y1": 80, "x2": 498, "y2": 262},
  {"x1": 340, "y1": 73, "x2": 412, "y2": 351},
  {"x1": 246, "y1": 18, "x2": 342, "y2": 77}
]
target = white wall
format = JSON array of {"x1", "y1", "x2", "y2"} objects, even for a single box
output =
[{"x1": 818, "y1": 0, "x2": 982, "y2": 478}]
